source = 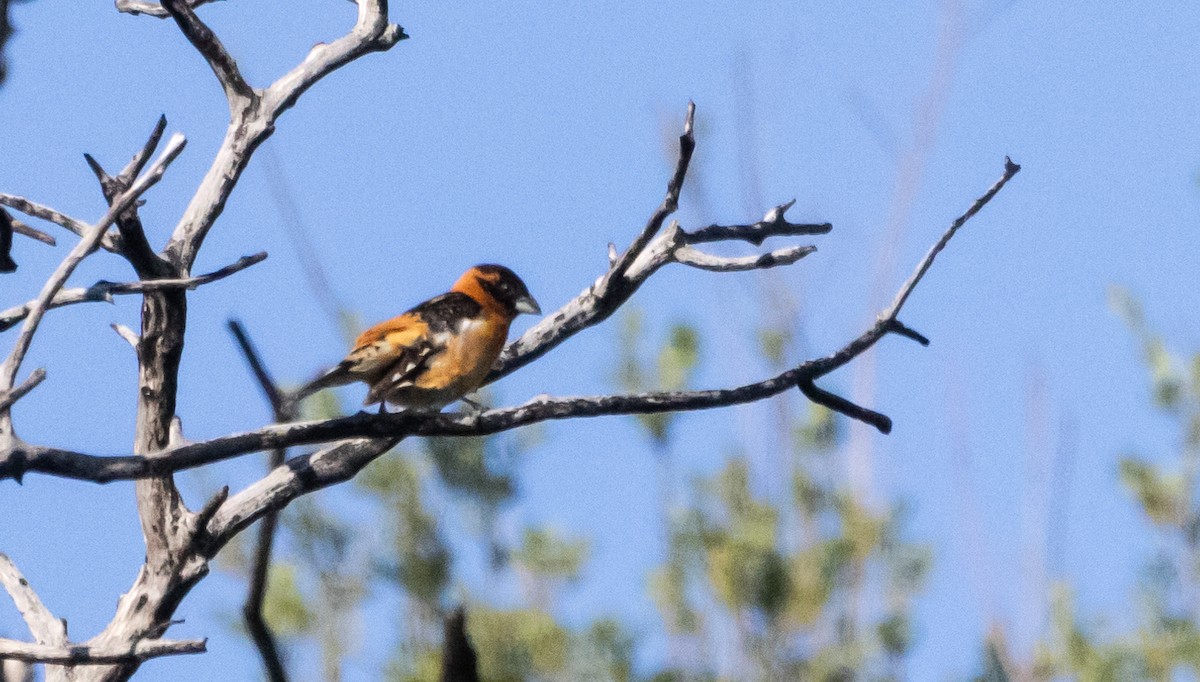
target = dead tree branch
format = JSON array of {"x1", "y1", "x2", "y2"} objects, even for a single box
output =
[
  {"x1": 0, "y1": 253, "x2": 267, "y2": 333},
  {"x1": 82, "y1": 115, "x2": 174, "y2": 278},
  {"x1": 0, "y1": 368, "x2": 44, "y2": 412},
  {"x1": 0, "y1": 638, "x2": 206, "y2": 665},
  {"x1": 160, "y1": 0, "x2": 254, "y2": 106},
  {"x1": 9, "y1": 216, "x2": 57, "y2": 247},
  {"x1": 115, "y1": 0, "x2": 215, "y2": 18},
  {"x1": 0, "y1": 4, "x2": 409, "y2": 681},
  {"x1": 0, "y1": 156, "x2": 1020, "y2": 486},
  {"x1": 0, "y1": 133, "x2": 186, "y2": 436},
  {"x1": 0, "y1": 194, "x2": 121, "y2": 254},
  {"x1": 0, "y1": 552, "x2": 72, "y2": 679},
  {"x1": 157, "y1": 0, "x2": 406, "y2": 271}
]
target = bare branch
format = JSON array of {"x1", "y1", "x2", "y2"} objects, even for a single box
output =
[
  {"x1": 84, "y1": 116, "x2": 173, "y2": 277},
  {"x1": 0, "y1": 194, "x2": 121, "y2": 253},
  {"x1": 883, "y1": 156, "x2": 1021, "y2": 320},
  {"x1": 0, "y1": 552, "x2": 66, "y2": 647},
  {"x1": 673, "y1": 243, "x2": 815, "y2": 272},
  {"x1": 0, "y1": 368, "x2": 45, "y2": 412},
  {"x1": 603, "y1": 101, "x2": 695, "y2": 290},
  {"x1": 683, "y1": 200, "x2": 832, "y2": 246},
  {"x1": 0, "y1": 133, "x2": 187, "y2": 429},
  {"x1": 0, "y1": 253, "x2": 267, "y2": 333},
  {"x1": 164, "y1": 0, "x2": 406, "y2": 271},
  {"x1": 798, "y1": 378, "x2": 892, "y2": 434},
  {"x1": 9, "y1": 217, "x2": 57, "y2": 246},
  {"x1": 208, "y1": 438, "x2": 398, "y2": 545},
  {"x1": 0, "y1": 637, "x2": 205, "y2": 665},
  {"x1": 260, "y1": 0, "x2": 407, "y2": 117},
  {"x1": 115, "y1": 0, "x2": 215, "y2": 17},
  {"x1": 227, "y1": 319, "x2": 288, "y2": 420},
  {"x1": 490, "y1": 107, "x2": 826, "y2": 382},
  {"x1": 0, "y1": 157, "x2": 1020, "y2": 484},
  {"x1": 160, "y1": 0, "x2": 254, "y2": 106},
  {"x1": 111, "y1": 323, "x2": 140, "y2": 349}
]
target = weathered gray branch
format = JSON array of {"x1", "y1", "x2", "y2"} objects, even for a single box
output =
[
  {"x1": 9, "y1": 216, "x2": 57, "y2": 246},
  {"x1": 0, "y1": 552, "x2": 72, "y2": 680},
  {"x1": 160, "y1": 0, "x2": 254, "y2": 106},
  {"x1": 0, "y1": 153, "x2": 1020, "y2": 487},
  {"x1": 83, "y1": 115, "x2": 174, "y2": 278},
  {"x1": 0, "y1": 368, "x2": 44, "y2": 412},
  {"x1": 0, "y1": 194, "x2": 121, "y2": 253},
  {"x1": 673, "y1": 243, "x2": 815, "y2": 272},
  {"x1": 160, "y1": 0, "x2": 406, "y2": 271},
  {"x1": 0, "y1": 638, "x2": 206, "y2": 665},
  {"x1": 0, "y1": 253, "x2": 267, "y2": 333},
  {"x1": 489, "y1": 107, "x2": 828, "y2": 383},
  {"x1": 115, "y1": 0, "x2": 214, "y2": 18},
  {"x1": 0, "y1": 133, "x2": 186, "y2": 435},
  {"x1": 0, "y1": 553, "x2": 65, "y2": 648},
  {"x1": 39, "y1": 5, "x2": 409, "y2": 681}
]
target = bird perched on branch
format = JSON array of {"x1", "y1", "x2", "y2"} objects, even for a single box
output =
[{"x1": 295, "y1": 264, "x2": 540, "y2": 412}]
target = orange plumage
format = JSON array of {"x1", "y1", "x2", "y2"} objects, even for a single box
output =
[{"x1": 296, "y1": 265, "x2": 540, "y2": 411}]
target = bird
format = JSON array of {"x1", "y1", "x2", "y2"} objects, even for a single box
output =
[{"x1": 295, "y1": 264, "x2": 540, "y2": 412}]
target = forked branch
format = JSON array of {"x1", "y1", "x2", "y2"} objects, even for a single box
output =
[{"x1": 0, "y1": 156, "x2": 1019, "y2": 485}]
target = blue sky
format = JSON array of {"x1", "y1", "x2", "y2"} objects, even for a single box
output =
[{"x1": 3, "y1": 1, "x2": 1200, "y2": 679}]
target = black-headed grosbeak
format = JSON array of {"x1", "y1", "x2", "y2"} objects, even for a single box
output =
[{"x1": 297, "y1": 264, "x2": 540, "y2": 411}]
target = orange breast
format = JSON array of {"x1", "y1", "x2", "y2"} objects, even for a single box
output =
[{"x1": 411, "y1": 315, "x2": 510, "y2": 394}]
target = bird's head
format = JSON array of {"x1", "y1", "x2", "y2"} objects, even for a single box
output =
[{"x1": 455, "y1": 264, "x2": 541, "y2": 319}]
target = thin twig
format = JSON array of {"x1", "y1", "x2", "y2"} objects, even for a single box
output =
[
  {"x1": 0, "y1": 552, "x2": 66, "y2": 646},
  {"x1": 0, "y1": 637, "x2": 206, "y2": 665},
  {"x1": 9, "y1": 217, "x2": 57, "y2": 246},
  {"x1": 604, "y1": 101, "x2": 695, "y2": 289},
  {"x1": 683, "y1": 200, "x2": 832, "y2": 246},
  {"x1": 0, "y1": 157, "x2": 1019, "y2": 484},
  {"x1": 673, "y1": 243, "x2": 816, "y2": 272},
  {"x1": 0, "y1": 368, "x2": 45, "y2": 412},
  {"x1": 0, "y1": 134, "x2": 187, "y2": 432},
  {"x1": 84, "y1": 115, "x2": 173, "y2": 277},
  {"x1": 160, "y1": 0, "x2": 255, "y2": 106},
  {"x1": 0, "y1": 194, "x2": 121, "y2": 253},
  {"x1": 0, "y1": 253, "x2": 267, "y2": 333}
]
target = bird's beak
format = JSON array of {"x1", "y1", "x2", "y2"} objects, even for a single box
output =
[{"x1": 514, "y1": 295, "x2": 541, "y2": 316}]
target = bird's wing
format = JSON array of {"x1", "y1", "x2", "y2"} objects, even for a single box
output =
[{"x1": 359, "y1": 292, "x2": 485, "y2": 404}]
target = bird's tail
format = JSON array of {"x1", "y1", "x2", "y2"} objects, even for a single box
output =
[{"x1": 292, "y1": 363, "x2": 354, "y2": 404}]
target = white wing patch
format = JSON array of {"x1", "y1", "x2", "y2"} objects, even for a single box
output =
[{"x1": 456, "y1": 318, "x2": 485, "y2": 335}]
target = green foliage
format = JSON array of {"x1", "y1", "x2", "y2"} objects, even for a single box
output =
[
  {"x1": 617, "y1": 310, "x2": 700, "y2": 446},
  {"x1": 359, "y1": 453, "x2": 450, "y2": 608},
  {"x1": 571, "y1": 618, "x2": 635, "y2": 682},
  {"x1": 1118, "y1": 457, "x2": 1186, "y2": 526},
  {"x1": 653, "y1": 452, "x2": 928, "y2": 675},
  {"x1": 261, "y1": 562, "x2": 316, "y2": 636},
  {"x1": 512, "y1": 527, "x2": 589, "y2": 582},
  {"x1": 468, "y1": 606, "x2": 571, "y2": 680}
]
